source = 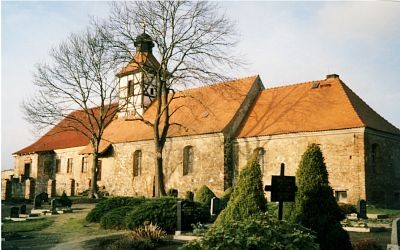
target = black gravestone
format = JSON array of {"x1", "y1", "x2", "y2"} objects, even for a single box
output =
[
  {"x1": 11, "y1": 207, "x2": 19, "y2": 218},
  {"x1": 177, "y1": 200, "x2": 195, "y2": 232},
  {"x1": 357, "y1": 199, "x2": 367, "y2": 219},
  {"x1": 20, "y1": 204, "x2": 27, "y2": 214},
  {"x1": 34, "y1": 192, "x2": 49, "y2": 209}
]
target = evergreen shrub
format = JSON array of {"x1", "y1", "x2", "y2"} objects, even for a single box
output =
[
  {"x1": 182, "y1": 213, "x2": 318, "y2": 250},
  {"x1": 294, "y1": 143, "x2": 352, "y2": 250},
  {"x1": 100, "y1": 206, "x2": 133, "y2": 229},
  {"x1": 124, "y1": 197, "x2": 210, "y2": 233},
  {"x1": 213, "y1": 156, "x2": 266, "y2": 227},
  {"x1": 86, "y1": 196, "x2": 145, "y2": 222},
  {"x1": 338, "y1": 203, "x2": 357, "y2": 215},
  {"x1": 194, "y1": 185, "x2": 216, "y2": 208}
]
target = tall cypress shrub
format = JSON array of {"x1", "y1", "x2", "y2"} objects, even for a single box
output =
[
  {"x1": 213, "y1": 155, "x2": 266, "y2": 227},
  {"x1": 294, "y1": 143, "x2": 352, "y2": 250}
]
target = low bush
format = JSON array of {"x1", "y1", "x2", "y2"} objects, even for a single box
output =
[
  {"x1": 181, "y1": 213, "x2": 318, "y2": 250},
  {"x1": 86, "y1": 196, "x2": 145, "y2": 222},
  {"x1": 124, "y1": 197, "x2": 209, "y2": 233},
  {"x1": 339, "y1": 203, "x2": 357, "y2": 215},
  {"x1": 100, "y1": 206, "x2": 133, "y2": 229},
  {"x1": 194, "y1": 185, "x2": 216, "y2": 208},
  {"x1": 130, "y1": 222, "x2": 166, "y2": 242},
  {"x1": 102, "y1": 237, "x2": 155, "y2": 250}
]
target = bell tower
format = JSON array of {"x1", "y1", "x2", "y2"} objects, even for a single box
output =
[{"x1": 116, "y1": 32, "x2": 159, "y2": 118}]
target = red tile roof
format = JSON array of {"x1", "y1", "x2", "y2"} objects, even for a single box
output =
[
  {"x1": 97, "y1": 76, "x2": 259, "y2": 144},
  {"x1": 237, "y1": 76, "x2": 400, "y2": 138},
  {"x1": 14, "y1": 105, "x2": 117, "y2": 155}
]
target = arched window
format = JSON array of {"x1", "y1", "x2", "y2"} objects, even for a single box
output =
[
  {"x1": 133, "y1": 150, "x2": 142, "y2": 177},
  {"x1": 183, "y1": 146, "x2": 194, "y2": 176},
  {"x1": 254, "y1": 147, "x2": 265, "y2": 173}
]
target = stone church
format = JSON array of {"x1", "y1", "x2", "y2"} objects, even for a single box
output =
[{"x1": 4, "y1": 33, "x2": 400, "y2": 208}]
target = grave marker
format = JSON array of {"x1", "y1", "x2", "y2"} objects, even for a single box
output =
[
  {"x1": 210, "y1": 197, "x2": 220, "y2": 215},
  {"x1": 388, "y1": 218, "x2": 400, "y2": 250},
  {"x1": 357, "y1": 199, "x2": 367, "y2": 219},
  {"x1": 176, "y1": 200, "x2": 195, "y2": 234},
  {"x1": 10, "y1": 207, "x2": 19, "y2": 218},
  {"x1": 265, "y1": 163, "x2": 297, "y2": 220},
  {"x1": 20, "y1": 205, "x2": 27, "y2": 215}
]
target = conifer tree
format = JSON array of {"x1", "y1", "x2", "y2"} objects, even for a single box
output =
[
  {"x1": 213, "y1": 154, "x2": 266, "y2": 227},
  {"x1": 294, "y1": 143, "x2": 352, "y2": 250}
]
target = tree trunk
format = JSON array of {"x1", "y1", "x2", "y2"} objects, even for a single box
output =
[
  {"x1": 154, "y1": 144, "x2": 167, "y2": 197},
  {"x1": 89, "y1": 153, "x2": 99, "y2": 199}
]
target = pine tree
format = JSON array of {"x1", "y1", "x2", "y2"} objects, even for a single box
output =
[
  {"x1": 294, "y1": 143, "x2": 352, "y2": 250},
  {"x1": 213, "y1": 155, "x2": 266, "y2": 227}
]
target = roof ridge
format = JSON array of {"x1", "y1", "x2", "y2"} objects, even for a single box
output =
[
  {"x1": 179, "y1": 75, "x2": 258, "y2": 93},
  {"x1": 263, "y1": 79, "x2": 322, "y2": 91},
  {"x1": 339, "y1": 80, "x2": 400, "y2": 134},
  {"x1": 337, "y1": 80, "x2": 366, "y2": 127}
]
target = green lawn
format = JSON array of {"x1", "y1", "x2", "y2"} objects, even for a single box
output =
[
  {"x1": 367, "y1": 206, "x2": 400, "y2": 218},
  {"x1": 2, "y1": 218, "x2": 53, "y2": 233}
]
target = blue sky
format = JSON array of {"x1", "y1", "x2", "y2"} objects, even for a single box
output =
[{"x1": 1, "y1": 1, "x2": 400, "y2": 170}]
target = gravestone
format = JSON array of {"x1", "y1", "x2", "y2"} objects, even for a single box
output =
[
  {"x1": 210, "y1": 197, "x2": 220, "y2": 215},
  {"x1": 34, "y1": 192, "x2": 49, "y2": 209},
  {"x1": 20, "y1": 204, "x2": 27, "y2": 215},
  {"x1": 10, "y1": 207, "x2": 19, "y2": 218},
  {"x1": 357, "y1": 199, "x2": 367, "y2": 219},
  {"x1": 388, "y1": 218, "x2": 400, "y2": 250},
  {"x1": 176, "y1": 200, "x2": 195, "y2": 234},
  {"x1": 51, "y1": 199, "x2": 58, "y2": 213}
]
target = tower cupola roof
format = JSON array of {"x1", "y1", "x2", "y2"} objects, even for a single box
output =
[{"x1": 134, "y1": 32, "x2": 154, "y2": 53}]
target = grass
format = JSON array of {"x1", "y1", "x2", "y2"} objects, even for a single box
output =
[
  {"x1": 2, "y1": 218, "x2": 53, "y2": 233},
  {"x1": 366, "y1": 206, "x2": 400, "y2": 218}
]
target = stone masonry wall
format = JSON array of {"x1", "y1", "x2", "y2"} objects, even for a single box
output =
[
  {"x1": 102, "y1": 133, "x2": 226, "y2": 197},
  {"x1": 236, "y1": 128, "x2": 366, "y2": 205},
  {"x1": 364, "y1": 129, "x2": 400, "y2": 208}
]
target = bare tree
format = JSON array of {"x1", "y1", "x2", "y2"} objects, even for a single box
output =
[
  {"x1": 23, "y1": 27, "x2": 120, "y2": 198},
  {"x1": 99, "y1": 1, "x2": 240, "y2": 196}
]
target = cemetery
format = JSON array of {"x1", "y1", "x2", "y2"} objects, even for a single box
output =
[{"x1": 1, "y1": 144, "x2": 399, "y2": 250}]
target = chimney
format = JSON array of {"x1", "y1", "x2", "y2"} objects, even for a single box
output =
[{"x1": 326, "y1": 74, "x2": 339, "y2": 79}]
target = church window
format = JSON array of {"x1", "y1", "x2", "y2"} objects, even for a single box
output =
[
  {"x1": 55, "y1": 159, "x2": 61, "y2": 173},
  {"x1": 150, "y1": 87, "x2": 155, "y2": 96},
  {"x1": 81, "y1": 157, "x2": 88, "y2": 173},
  {"x1": 127, "y1": 80, "x2": 135, "y2": 97},
  {"x1": 133, "y1": 150, "x2": 142, "y2": 177},
  {"x1": 335, "y1": 191, "x2": 347, "y2": 202},
  {"x1": 67, "y1": 158, "x2": 73, "y2": 173},
  {"x1": 97, "y1": 160, "x2": 102, "y2": 181},
  {"x1": 183, "y1": 146, "x2": 194, "y2": 176},
  {"x1": 254, "y1": 147, "x2": 266, "y2": 173}
]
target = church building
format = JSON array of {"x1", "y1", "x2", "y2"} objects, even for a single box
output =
[{"x1": 4, "y1": 33, "x2": 400, "y2": 208}]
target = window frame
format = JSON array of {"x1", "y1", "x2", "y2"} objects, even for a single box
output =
[
  {"x1": 133, "y1": 150, "x2": 142, "y2": 177},
  {"x1": 81, "y1": 157, "x2": 88, "y2": 173},
  {"x1": 67, "y1": 158, "x2": 73, "y2": 173},
  {"x1": 183, "y1": 146, "x2": 194, "y2": 176}
]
